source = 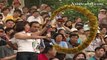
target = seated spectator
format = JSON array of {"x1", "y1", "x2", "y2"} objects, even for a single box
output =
[
  {"x1": 67, "y1": 33, "x2": 80, "y2": 48},
  {"x1": 0, "y1": 26, "x2": 15, "y2": 60},
  {"x1": 4, "y1": 19, "x2": 15, "y2": 29},
  {"x1": 66, "y1": 33, "x2": 80, "y2": 59},
  {"x1": 73, "y1": 52, "x2": 87, "y2": 60},
  {"x1": 89, "y1": 47, "x2": 106, "y2": 60},
  {"x1": 52, "y1": 33, "x2": 68, "y2": 48},
  {"x1": 38, "y1": 44, "x2": 57, "y2": 60},
  {"x1": 51, "y1": 33, "x2": 68, "y2": 60}
]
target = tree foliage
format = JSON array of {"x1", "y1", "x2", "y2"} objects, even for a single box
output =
[{"x1": 8, "y1": 0, "x2": 107, "y2": 21}]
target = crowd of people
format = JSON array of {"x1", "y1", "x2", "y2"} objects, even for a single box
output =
[{"x1": 0, "y1": 0, "x2": 107, "y2": 60}]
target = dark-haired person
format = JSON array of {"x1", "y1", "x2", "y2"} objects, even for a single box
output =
[
  {"x1": 38, "y1": 45, "x2": 57, "y2": 60},
  {"x1": 0, "y1": 26, "x2": 16, "y2": 60},
  {"x1": 1, "y1": 7, "x2": 10, "y2": 21},
  {"x1": 66, "y1": 33, "x2": 80, "y2": 59},
  {"x1": 73, "y1": 52, "x2": 87, "y2": 60},
  {"x1": 14, "y1": 21, "x2": 50, "y2": 60},
  {"x1": 4, "y1": 19, "x2": 15, "y2": 29},
  {"x1": 30, "y1": 21, "x2": 51, "y2": 53},
  {"x1": 51, "y1": 33, "x2": 68, "y2": 60},
  {"x1": 89, "y1": 47, "x2": 106, "y2": 60},
  {"x1": 27, "y1": 11, "x2": 43, "y2": 25}
]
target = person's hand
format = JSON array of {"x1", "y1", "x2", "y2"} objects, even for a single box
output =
[{"x1": 46, "y1": 32, "x2": 51, "y2": 38}]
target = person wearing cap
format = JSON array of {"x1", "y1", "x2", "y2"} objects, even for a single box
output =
[
  {"x1": 83, "y1": 24, "x2": 90, "y2": 37},
  {"x1": 4, "y1": 19, "x2": 15, "y2": 29},
  {"x1": 98, "y1": 8, "x2": 107, "y2": 22}
]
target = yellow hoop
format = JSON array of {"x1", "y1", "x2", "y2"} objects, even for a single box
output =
[{"x1": 50, "y1": 5, "x2": 98, "y2": 54}]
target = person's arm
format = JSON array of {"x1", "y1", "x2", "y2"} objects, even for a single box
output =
[
  {"x1": 62, "y1": 24, "x2": 72, "y2": 32},
  {"x1": 15, "y1": 33, "x2": 49, "y2": 40},
  {"x1": 4, "y1": 35, "x2": 18, "y2": 50},
  {"x1": 39, "y1": 20, "x2": 51, "y2": 35}
]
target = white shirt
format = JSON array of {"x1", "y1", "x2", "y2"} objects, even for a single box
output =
[
  {"x1": 15, "y1": 31, "x2": 35, "y2": 52},
  {"x1": 32, "y1": 39, "x2": 41, "y2": 53},
  {"x1": 27, "y1": 16, "x2": 43, "y2": 24}
]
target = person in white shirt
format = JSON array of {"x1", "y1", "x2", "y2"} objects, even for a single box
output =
[
  {"x1": 27, "y1": 11, "x2": 43, "y2": 25},
  {"x1": 14, "y1": 21, "x2": 49, "y2": 60}
]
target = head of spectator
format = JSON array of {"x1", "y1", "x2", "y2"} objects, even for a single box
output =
[
  {"x1": 99, "y1": 7, "x2": 107, "y2": 14},
  {"x1": 39, "y1": 4, "x2": 48, "y2": 11},
  {"x1": 94, "y1": 47, "x2": 106, "y2": 59},
  {"x1": 13, "y1": 0, "x2": 21, "y2": 9},
  {"x1": 74, "y1": 17, "x2": 82, "y2": 24},
  {"x1": 64, "y1": 20, "x2": 72, "y2": 29},
  {"x1": 31, "y1": 11, "x2": 40, "y2": 18},
  {"x1": 20, "y1": 14, "x2": 27, "y2": 21},
  {"x1": 5, "y1": 28, "x2": 15, "y2": 39},
  {"x1": 15, "y1": 21, "x2": 30, "y2": 32},
  {"x1": 22, "y1": 6, "x2": 29, "y2": 14},
  {"x1": 69, "y1": 33, "x2": 79, "y2": 47},
  {"x1": 45, "y1": 5, "x2": 51, "y2": 12},
  {"x1": 31, "y1": 5, "x2": 37, "y2": 10},
  {"x1": 75, "y1": 22, "x2": 84, "y2": 29},
  {"x1": 30, "y1": 21, "x2": 40, "y2": 32},
  {"x1": 58, "y1": 29, "x2": 66, "y2": 35},
  {"x1": 0, "y1": 1, "x2": 5, "y2": 9},
  {"x1": 73, "y1": 52, "x2": 86, "y2": 60},
  {"x1": 77, "y1": 27, "x2": 84, "y2": 34},
  {"x1": 13, "y1": 9, "x2": 22, "y2": 18},
  {"x1": 41, "y1": 44, "x2": 57, "y2": 59},
  {"x1": 5, "y1": 19, "x2": 15, "y2": 29},
  {"x1": 62, "y1": 16, "x2": 68, "y2": 22},
  {"x1": 1, "y1": 7, "x2": 10, "y2": 15},
  {"x1": 53, "y1": 33, "x2": 64, "y2": 43},
  {"x1": 100, "y1": 27, "x2": 107, "y2": 37}
]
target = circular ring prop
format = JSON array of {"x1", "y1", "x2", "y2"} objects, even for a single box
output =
[{"x1": 50, "y1": 5, "x2": 98, "y2": 54}]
